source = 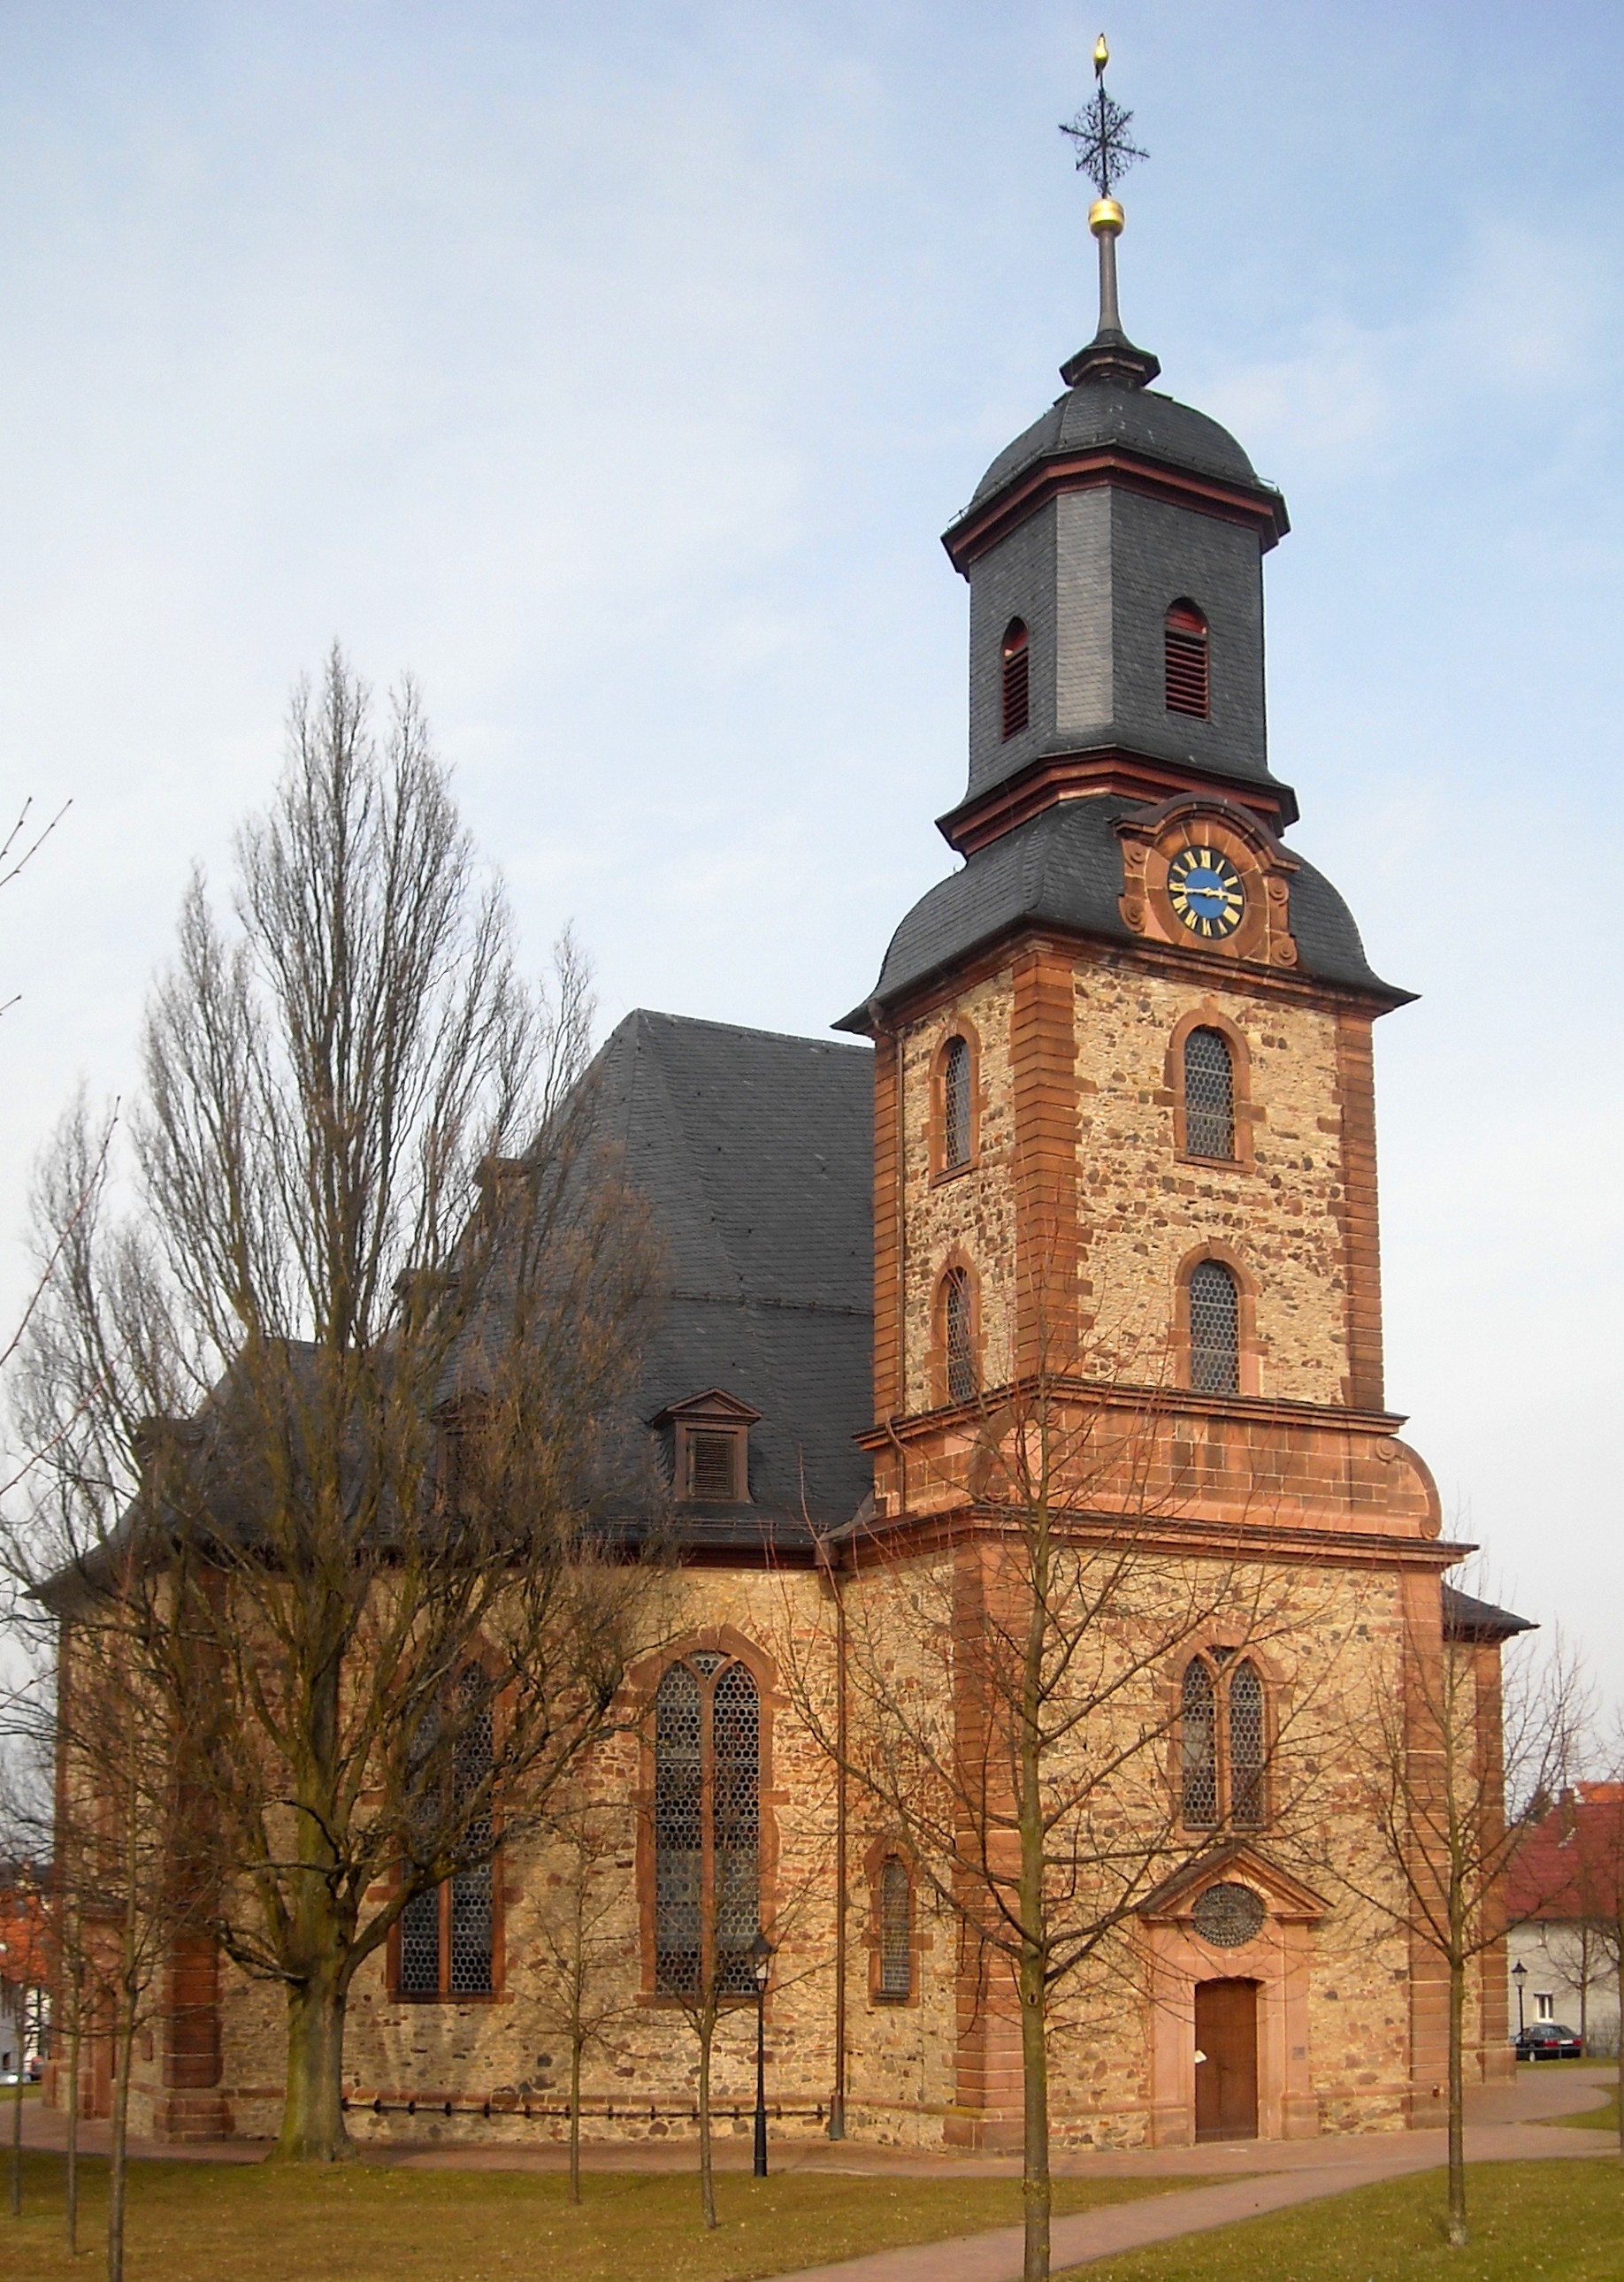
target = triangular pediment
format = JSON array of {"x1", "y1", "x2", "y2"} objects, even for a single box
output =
[
  {"x1": 647, "y1": 1387, "x2": 763, "y2": 1429},
  {"x1": 1137, "y1": 1840, "x2": 1329, "y2": 1926}
]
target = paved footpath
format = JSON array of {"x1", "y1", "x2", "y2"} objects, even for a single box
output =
[{"x1": 19, "y1": 2064, "x2": 1617, "y2": 2278}]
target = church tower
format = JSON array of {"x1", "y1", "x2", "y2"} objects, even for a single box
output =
[{"x1": 836, "y1": 57, "x2": 1503, "y2": 2148}]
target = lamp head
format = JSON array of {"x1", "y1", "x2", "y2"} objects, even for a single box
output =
[{"x1": 747, "y1": 1931, "x2": 774, "y2": 1987}]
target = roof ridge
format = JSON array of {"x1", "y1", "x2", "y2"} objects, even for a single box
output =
[{"x1": 619, "y1": 1007, "x2": 870, "y2": 1056}]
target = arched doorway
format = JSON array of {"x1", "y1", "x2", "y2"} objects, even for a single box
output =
[{"x1": 1194, "y1": 1979, "x2": 1258, "y2": 2141}]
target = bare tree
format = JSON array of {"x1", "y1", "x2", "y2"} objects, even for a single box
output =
[
  {"x1": 5, "y1": 649, "x2": 666, "y2": 2163},
  {"x1": 4, "y1": 1556, "x2": 210, "y2": 2282},
  {"x1": 777, "y1": 1336, "x2": 1341, "y2": 2282},
  {"x1": 528, "y1": 1798, "x2": 640, "y2": 2203},
  {"x1": 1346, "y1": 1587, "x2": 1578, "y2": 2247}
]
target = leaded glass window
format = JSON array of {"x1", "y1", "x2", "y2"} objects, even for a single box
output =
[
  {"x1": 944, "y1": 1267, "x2": 975, "y2": 1405},
  {"x1": 878, "y1": 1857, "x2": 912, "y2": 2002},
  {"x1": 396, "y1": 1663, "x2": 495, "y2": 1998},
  {"x1": 654, "y1": 1662, "x2": 703, "y2": 1995},
  {"x1": 942, "y1": 1036, "x2": 972, "y2": 1170},
  {"x1": 654, "y1": 1655, "x2": 761, "y2": 1999},
  {"x1": 1188, "y1": 1260, "x2": 1240, "y2": 1395},
  {"x1": 398, "y1": 1884, "x2": 440, "y2": 1995},
  {"x1": 1181, "y1": 1658, "x2": 1218, "y2": 1827},
  {"x1": 1183, "y1": 1027, "x2": 1235, "y2": 1160},
  {"x1": 1229, "y1": 1659, "x2": 1266, "y2": 1829}
]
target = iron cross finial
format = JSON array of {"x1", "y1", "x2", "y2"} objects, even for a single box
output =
[{"x1": 1060, "y1": 34, "x2": 1147, "y2": 200}]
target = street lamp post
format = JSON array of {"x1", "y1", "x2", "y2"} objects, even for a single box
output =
[
  {"x1": 1513, "y1": 1958, "x2": 1527, "y2": 2037},
  {"x1": 748, "y1": 1932, "x2": 774, "y2": 2179}
]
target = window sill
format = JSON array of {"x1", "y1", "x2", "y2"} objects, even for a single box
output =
[
  {"x1": 929, "y1": 1160, "x2": 977, "y2": 1188},
  {"x1": 390, "y1": 1990, "x2": 503, "y2": 2006}
]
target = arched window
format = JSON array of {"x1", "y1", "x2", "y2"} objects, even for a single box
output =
[
  {"x1": 1181, "y1": 1658, "x2": 1218, "y2": 1827},
  {"x1": 877, "y1": 1856, "x2": 913, "y2": 2002},
  {"x1": 942, "y1": 1266, "x2": 976, "y2": 1405},
  {"x1": 1229, "y1": 1660, "x2": 1266, "y2": 1829},
  {"x1": 1188, "y1": 1260, "x2": 1240, "y2": 1395},
  {"x1": 655, "y1": 1653, "x2": 761, "y2": 1997},
  {"x1": 1165, "y1": 601, "x2": 1209, "y2": 719},
  {"x1": 398, "y1": 1663, "x2": 495, "y2": 1998},
  {"x1": 1183, "y1": 1027, "x2": 1235, "y2": 1160},
  {"x1": 942, "y1": 1035, "x2": 972, "y2": 1170},
  {"x1": 1180, "y1": 1653, "x2": 1269, "y2": 1830},
  {"x1": 1000, "y1": 619, "x2": 1030, "y2": 739}
]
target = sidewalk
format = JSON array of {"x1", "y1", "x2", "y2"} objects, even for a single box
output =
[{"x1": 18, "y1": 2064, "x2": 1615, "y2": 2278}]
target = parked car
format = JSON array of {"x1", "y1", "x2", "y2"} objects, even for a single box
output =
[{"x1": 1514, "y1": 2021, "x2": 1583, "y2": 2060}]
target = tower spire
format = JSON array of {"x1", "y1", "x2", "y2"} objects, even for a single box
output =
[{"x1": 1058, "y1": 34, "x2": 1160, "y2": 389}]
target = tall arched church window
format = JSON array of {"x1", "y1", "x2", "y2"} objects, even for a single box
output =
[
  {"x1": 943, "y1": 1267, "x2": 976, "y2": 1405},
  {"x1": 398, "y1": 1663, "x2": 495, "y2": 1998},
  {"x1": 877, "y1": 1857, "x2": 913, "y2": 2002},
  {"x1": 942, "y1": 1035, "x2": 972, "y2": 1170},
  {"x1": 1165, "y1": 601, "x2": 1209, "y2": 718},
  {"x1": 1183, "y1": 1027, "x2": 1235, "y2": 1160},
  {"x1": 1229, "y1": 1660, "x2": 1266, "y2": 1829},
  {"x1": 1179, "y1": 1652, "x2": 1270, "y2": 1831},
  {"x1": 655, "y1": 1653, "x2": 761, "y2": 1997},
  {"x1": 1000, "y1": 620, "x2": 1030, "y2": 739},
  {"x1": 1181, "y1": 1658, "x2": 1218, "y2": 1827},
  {"x1": 1188, "y1": 1260, "x2": 1240, "y2": 1395}
]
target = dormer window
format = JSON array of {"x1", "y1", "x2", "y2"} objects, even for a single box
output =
[
  {"x1": 651, "y1": 1389, "x2": 762, "y2": 1506},
  {"x1": 1000, "y1": 620, "x2": 1030, "y2": 739},
  {"x1": 1165, "y1": 601, "x2": 1209, "y2": 719}
]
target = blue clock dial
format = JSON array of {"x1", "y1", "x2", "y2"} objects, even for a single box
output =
[{"x1": 1168, "y1": 845, "x2": 1245, "y2": 940}]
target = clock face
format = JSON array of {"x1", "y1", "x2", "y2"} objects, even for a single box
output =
[{"x1": 1168, "y1": 844, "x2": 1245, "y2": 939}]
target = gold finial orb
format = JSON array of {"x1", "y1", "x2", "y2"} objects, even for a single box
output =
[
  {"x1": 1089, "y1": 196, "x2": 1124, "y2": 237},
  {"x1": 1093, "y1": 33, "x2": 1109, "y2": 75}
]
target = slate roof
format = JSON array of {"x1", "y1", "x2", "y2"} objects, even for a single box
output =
[
  {"x1": 583, "y1": 1011, "x2": 874, "y2": 1545},
  {"x1": 1441, "y1": 1584, "x2": 1536, "y2": 1644},
  {"x1": 841, "y1": 795, "x2": 1406, "y2": 1020},
  {"x1": 954, "y1": 378, "x2": 1284, "y2": 527}
]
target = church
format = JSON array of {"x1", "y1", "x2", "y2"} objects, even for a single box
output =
[{"x1": 109, "y1": 108, "x2": 1526, "y2": 2157}]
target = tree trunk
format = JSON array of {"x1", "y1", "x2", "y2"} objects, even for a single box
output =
[
  {"x1": 1614, "y1": 1930, "x2": 1623, "y2": 2170},
  {"x1": 697, "y1": 2008, "x2": 717, "y2": 2231},
  {"x1": 65, "y1": 1995, "x2": 82, "y2": 2258},
  {"x1": 9, "y1": 2019, "x2": 21, "y2": 2217},
  {"x1": 274, "y1": 1969, "x2": 351, "y2": 2162},
  {"x1": 1018, "y1": 1487, "x2": 1052, "y2": 2282},
  {"x1": 1445, "y1": 1949, "x2": 1467, "y2": 2248},
  {"x1": 107, "y1": 1983, "x2": 138, "y2": 2282},
  {"x1": 568, "y1": 2032, "x2": 583, "y2": 2205},
  {"x1": 1019, "y1": 1942, "x2": 1051, "y2": 2282}
]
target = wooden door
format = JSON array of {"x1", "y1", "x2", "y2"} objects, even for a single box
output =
[{"x1": 1194, "y1": 1979, "x2": 1259, "y2": 2141}]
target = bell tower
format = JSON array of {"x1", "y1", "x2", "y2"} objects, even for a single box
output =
[{"x1": 834, "y1": 47, "x2": 1479, "y2": 2146}]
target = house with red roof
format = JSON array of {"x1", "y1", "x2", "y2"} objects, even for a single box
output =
[{"x1": 1505, "y1": 1785, "x2": 1623, "y2": 2056}]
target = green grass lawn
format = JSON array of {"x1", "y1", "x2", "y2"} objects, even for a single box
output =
[
  {"x1": 1066, "y1": 2159, "x2": 1624, "y2": 2282},
  {"x1": 1, "y1": 2151, "x2": 1184, "y2": 2282}
]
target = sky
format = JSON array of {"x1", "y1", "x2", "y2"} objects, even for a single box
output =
[{"x1": 0, "y1": 2, "x2": 1618, "y2": 1701}]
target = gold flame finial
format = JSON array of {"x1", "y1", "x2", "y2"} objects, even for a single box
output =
[{"x1": 1093, "y1": 34, "x2": 1109, "y2": 78}]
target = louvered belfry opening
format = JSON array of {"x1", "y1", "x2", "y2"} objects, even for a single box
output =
[
  {"x1": 942, "y1": 1034, "x2": 972, "y2": 1168},
  {"x1": 1188, "y1": 1259, "x2": 1240, "y2": 1394},
  {"x1": 943, "y1": 1267, "x2": 976, "y2": 1405},
  {"x1": 686, "y1": 1428, "x2": 739, "y2": 1503},
  {"x1": 1000, "y1": 618, "x2": 1030, "y2": 739},
  {"x1": 655, "y1": 1654, "x2": 761, "y2": 1998},
  {"x1": 1184, "y1": 1027, "x2": 1236, "y2": 1159},
  {"x1": 1165, "y1": 601, "x2": 1209, "y2": 718},
  {"x1": 877, "y1": 1857, "x2": 913, "y2": 2002}
]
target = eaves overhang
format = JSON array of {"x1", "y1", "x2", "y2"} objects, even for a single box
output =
[{"x1": 943, "y1": 444, "x2": 1290, "y2": 576}]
